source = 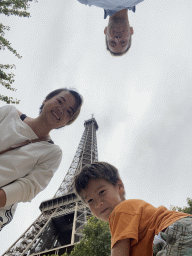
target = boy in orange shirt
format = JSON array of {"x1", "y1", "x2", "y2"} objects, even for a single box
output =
[{"x1": 74, "y1": 162, "x2": 192, "y2": 256}]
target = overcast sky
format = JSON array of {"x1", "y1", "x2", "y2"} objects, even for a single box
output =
[{"x1": 1, "y1": 0, "x2": 192, "y2": 254}]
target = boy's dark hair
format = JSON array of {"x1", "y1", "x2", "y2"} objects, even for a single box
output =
[
  {"x1": 74, "y1": 161, "x2": 122, "y2": 202},
  {"x1": 39, "y1": 88, "x2": 83, "y2": 126}
]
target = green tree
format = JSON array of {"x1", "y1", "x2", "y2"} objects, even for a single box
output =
[
  {"x1": 170, "y1": 197, "x2": 192, "y2": 214},
  {"x1": 0, "y1": 0, "x2": 36, "y2": 104},
  {"x1": 70, "y1": 216, "x2": 111, "y2": 256}
]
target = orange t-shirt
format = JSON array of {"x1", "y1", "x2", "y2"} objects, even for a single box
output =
[{"x1": 109, "y1": 199, "x2": 190, "y2": 256}]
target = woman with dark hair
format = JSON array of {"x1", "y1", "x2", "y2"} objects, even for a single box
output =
[{"x1": 0, "y1": 88, "x2": 83, "y2": 230}]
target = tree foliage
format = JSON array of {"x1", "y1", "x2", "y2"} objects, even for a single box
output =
[
  {"x1": 170, "y1": 197, "x2": 192, "y2": 214},
  {"x1": 0, "y1": 0, "x2": 36, "y2": 104},
  {"x1": 46, "y1": 216, "x2": 111, "y2": 256},
  {"x1": 68, "y1": 216, "x2": 111, "y2": 256}
]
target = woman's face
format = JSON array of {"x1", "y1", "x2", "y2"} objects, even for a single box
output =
[{"x1": 41, "y1": 91, "x2": 77, "y2": 129}]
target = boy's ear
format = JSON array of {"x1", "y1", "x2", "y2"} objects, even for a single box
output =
[
  {"x1": 117, "y1": 179, "x2": 124, "y2": 190},
  {"x1": 117, "y1": 179, "x2": 125, "y2": 199}
]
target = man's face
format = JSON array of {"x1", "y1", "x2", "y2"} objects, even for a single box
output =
[
  {"x1": 104, "y1": 17, "x2": 133, "y2": 54},
  {"x1": 81, "y1": 179, "x2": 125, "y2": 222}
]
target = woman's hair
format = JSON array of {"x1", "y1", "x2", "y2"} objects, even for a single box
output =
[
  {"x1": 74, "y1": 161, "x2": 125, "y2": 202},
  {"x1": 39, "y1": 88, "x2": 83, "y2": 126}
]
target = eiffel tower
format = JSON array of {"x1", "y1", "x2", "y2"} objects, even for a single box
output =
[{"x1": 3, "y1": 117, "x2": 99, "y2": 256}]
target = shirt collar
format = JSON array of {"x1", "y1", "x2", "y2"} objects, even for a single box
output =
[{"x1": 104, "y1": 6, "x2": 136, "y2": 19}]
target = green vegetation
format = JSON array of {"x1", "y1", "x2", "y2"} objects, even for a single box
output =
[
  {"x1": 68, "y1": 216, "x2": 111, "y2": 256},
  {"x1": 171, "y1": 197, "x2": 192, "y2": 214}
]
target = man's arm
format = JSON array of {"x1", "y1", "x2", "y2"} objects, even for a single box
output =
[
  {"x1": 0, "y1": 189, "x2": 6, "y2": 207},
  {"x1": 111, "y1": 239, "x2": 130, "y2": 256}
]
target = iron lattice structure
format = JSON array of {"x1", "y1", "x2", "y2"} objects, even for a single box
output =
[{"x1": 3, "y1": 117, "x2": 99, "y2": 256}]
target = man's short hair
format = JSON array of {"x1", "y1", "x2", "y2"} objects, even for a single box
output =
[
  {"x1": 74, "y1": 161, "x2": 125, "y2": 203},
  {"x1": 105, "y1": 34, "x2": 132, "y2": 56}
]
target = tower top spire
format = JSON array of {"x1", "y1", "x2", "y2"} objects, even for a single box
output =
[{"x1": 84, "y1": 115, "x2": 99, "y2": 130}]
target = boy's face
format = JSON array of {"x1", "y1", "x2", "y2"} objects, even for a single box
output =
[{"x1": 81, "y1": 179, "x2": 125, "y2": 222}]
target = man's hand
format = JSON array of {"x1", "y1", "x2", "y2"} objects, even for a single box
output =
[
  {"x1": 111, "y1": 239, "x2": 130, "y2": 256},
  {"x1": 0, "y1": 189, "x2": 6, "y2": 207}
]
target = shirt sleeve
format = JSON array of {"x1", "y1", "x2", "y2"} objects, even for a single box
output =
[
  {"x1": 2, "y1": 149, "x2": 62, "y2": 206},
  {"x1": 109, "y1": 211, "x2": 140, "y2": 249}
]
